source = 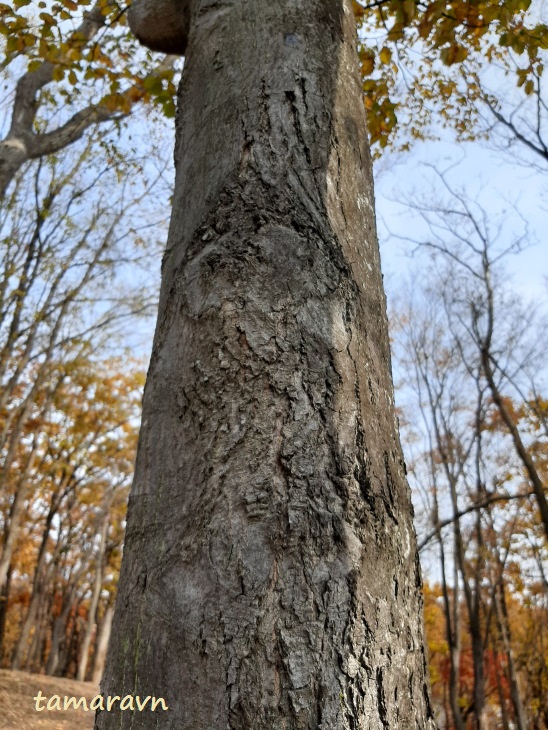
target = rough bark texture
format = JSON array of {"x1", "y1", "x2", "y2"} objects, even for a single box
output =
[{"x1": 98, "y1": 1, "x2": 436, "y2": 728}]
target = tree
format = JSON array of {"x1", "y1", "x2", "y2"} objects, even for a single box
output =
[
  {"x1": 97, "y1": 1, "x2": 436, "y2": 728},
  {"x1": 352, "y1": 0, "x2": 548, "y2": 150},
  {"x1": 0, "y1": 135, "x2": 166, "y2": 600},
  {"x1": 0, "y1": 1, "x2": 176, "y2": 617},
  {"x1": 0, "y1": 356, "x2": 142, "y2": 673},
  {"x1": 0, "y1": 0, "x2": 178, "y2": 197},
  {"x1": 393, "y1": 287, "x2": 546, "y2": 728},
  {"x1": 401, "y1": 168, "x2": 548, "y2": 541},
  {"x1": 390, "y1": 176, "x2": 548, "y2": 728}
]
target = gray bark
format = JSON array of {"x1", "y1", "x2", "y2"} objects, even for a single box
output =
[
  {"x1": 128, "y1": 0, "x2": 190, "y2": 55},
  {"x1": 97, "y1": 1, "x2": 436, "y2": 728},
  {"x1": 0, "y1": 141, "x2": 27, "y2": 198}
]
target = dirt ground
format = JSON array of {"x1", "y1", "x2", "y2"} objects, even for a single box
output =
[{"x1": 0, "y1": 669, "x2": 98, "y2": 729}]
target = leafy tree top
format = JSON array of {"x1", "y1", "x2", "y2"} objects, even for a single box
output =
[{"x1": 1, "y1": 0, "x2": 545, "y2": 152}]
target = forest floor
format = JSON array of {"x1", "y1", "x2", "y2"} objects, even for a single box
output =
[{"x1": 0, "y1": 670, "x2": 97, "y2": 729}]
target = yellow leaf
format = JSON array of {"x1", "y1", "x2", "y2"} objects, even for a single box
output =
[
  {"x1": 402, "y1": 0, "x2": 416, "y2": 22},
  {"x1": 440, "y1": 44, "x2": 468, "y2": 65},
  {"x1": 39, "y1": 11, "x2": 55, "y2": 25},
  {"x1": 379, "y1": 47, "x2": 392, "y2": 65},
  {"x1": 352, "y1": 0, "x2": 366, "y2": 18}
]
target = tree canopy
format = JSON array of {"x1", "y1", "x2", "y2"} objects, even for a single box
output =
[
  {"x1": 1, "y1": 0, "x2": 546, "y2": 166},
  {"x1": 353, "y1": 0, "x2": 547, "y2": 147}
]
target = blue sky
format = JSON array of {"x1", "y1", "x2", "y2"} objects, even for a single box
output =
[{"x1": 375, "y1": 137, "x2": 548, "y2": 304}]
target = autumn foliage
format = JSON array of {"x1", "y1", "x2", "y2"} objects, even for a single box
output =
[
  {"x1": 353, "y1": 0, "x2": 547, "y2": 148},
  {"x1": 0, "y1": 356, "x2": 143, "y2": 680},
  {"x1": 393, "y1": 176, "x2": 548, "y2": 728}
]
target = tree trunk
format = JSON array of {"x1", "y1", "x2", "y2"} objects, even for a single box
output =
[
  {"x1": 433, "y1": 471, "x2": 465, "y2": 730},
  {"x1": 46, "y1": 588, "x2": 76, "y2": 676},
  {"x1": 11, "y1": 578, "x2": 46, "y2": 670},
  {"x1": 0, "y1": 475, "x2": 32, "y2": 589},
  {"x1": 91, "y1": 604, "x2": 113, "y2": 685},
  {"x1": 98, "y1": 1, "x2": 436, "y2": 728},
  {"x1": 0, "y1": 561, "x2": 12, "y2": 659},
  {"x1": 0, "y1": 141, "x2": 28, "y2": 199},
  {"x1": 494, "y1": 580, "x2": 528, "y2": 730},
  {"x1": 481, "y1": 347, "x2": 548, "y2": 541},
  {"x1": 12, "y1": 498, "x2": 58, "y2": 670},
  {"x1": 446, "y1": 552, "x2": 465, "y2": 730},
  {"x1": 25, "y1": 587, "x2": 49, "y2": 672},
  {"x1": 77, "y1": 512, "x2": 109, "y2": 681},
  {"x1": 494, "y1": 654, "x2": 511, "y2": 730}
]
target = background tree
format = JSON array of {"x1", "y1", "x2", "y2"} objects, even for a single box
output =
[
  {"x1": 391, "y1": 176, "x2": 548, "y2": 728},
  {"x1": 0, "y1": 0, "x2": 174, "y2": 688},
  {"x1": 0, "y1": 356, "x2": 143, "y2": 678},
  {"x1": 353, "y1": 0, "x2": 548, "y2": 150},
  {"x1": 0, "y1": 132, "x2": 169, "y2": 596},
  {"x1": 0, "y1": 0, "x2": 178, "y2": 196}
]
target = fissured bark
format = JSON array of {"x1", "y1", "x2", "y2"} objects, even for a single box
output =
[{"x1": 97, "y1": 1, "x2": 436, "y2": 728}]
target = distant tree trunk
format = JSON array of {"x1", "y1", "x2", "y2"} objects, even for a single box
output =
[
  {"x1": 12, "y1": 497, "x2": 59, "y2": 670},
  {"x1": 493, "y1": 580, "x2": 528, "y2": 730},
  {"x1": 432, "y1": 464, "x2": 465, "y2": 730},
  {"x1": 62, "y1": 608, "x2": 81, "y2": 677},
  {"x1": 481, "y1": 348, "x2": 548, "y2": 541},
  {"x1": 46, "y1": 588, "x2": 76, "y2": 676},
  {"x1": 0, "y1": 562, "x2": 12, "y2": 658},
  {"x1": 91, "y1": 604, "x2": 113, "y2": 685},
  {"x1": 98, "y1": 1, "x2": 436, "y2": 728},
  {"x1": 0, "y1": 442, "x2": 40, "y2": 589},
  {"x1": 442, "y1": 542, "x2": 465, "y2": 730},
  {"x1": 494, "y1": 654, "x2": 511, "y2": 730},
  {"x1": 77, "y1": 512, "x2": 109, "y2": 681},
  {"x1": 11, "y1": 579, "x2": 46, "y2": 670},
  {"x1": 468, "y1": 516, "x2": 488, "y2": 730},
  {"x1": 25, "y1": 588, "x2": 50, "y2": 672}
]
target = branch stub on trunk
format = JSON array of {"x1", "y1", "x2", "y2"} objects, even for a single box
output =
[{"x1": 128, "y1": 0, "x2": 191, "y2": 55}]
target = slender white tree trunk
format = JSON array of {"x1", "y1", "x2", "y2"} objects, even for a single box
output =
[
  {"x1": 92, "y1": 604, "x2": 114, "y2": 686},
  {"x1": 77, "y1": 513, "x2": 109, "y2": 681},
  {"x1": 97, "y1": 1, "x2": 436, "y2": 727}
]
